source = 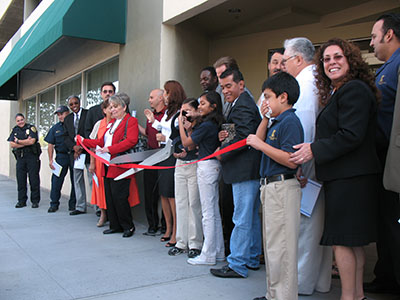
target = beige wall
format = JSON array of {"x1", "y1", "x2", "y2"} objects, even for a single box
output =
[
  {"x1": 209, "y1": 21, "x2": 375, "y2": 96},
  {"x1": 0, "y1": 100, "x2": 19, "y2": 177},
  {"x1": 160, "y1": 22, "x2": 209, "y2": 98}
]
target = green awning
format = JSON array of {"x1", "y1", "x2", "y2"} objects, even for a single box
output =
[{"x1": 0, "y1": 0, "x2": 126, "y2": 88}]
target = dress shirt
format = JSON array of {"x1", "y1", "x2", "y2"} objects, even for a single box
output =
[
  {"x1": 293, "y1": 65, "x2": 319, "y2": 144},
  {"x1": 152, "y1": 110, "x2": 178, "y2": 144}
]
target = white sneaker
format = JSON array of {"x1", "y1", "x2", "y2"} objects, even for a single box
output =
[{"x1": 187, "y1": 256, "x2": 216, "y2": 266}]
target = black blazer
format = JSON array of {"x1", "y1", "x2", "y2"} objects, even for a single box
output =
[
  {"x1": 311, "y1": 80, "x2": 380, "y2": 181},
  {"x1": 64, "y1": 108, "x2": 89, "y2": 162},
  {"x1": 220, "y1": 91, "x2": 261, "y2": 184}
]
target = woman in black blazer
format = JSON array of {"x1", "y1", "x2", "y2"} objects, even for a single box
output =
[{"x1": 290, "y1": 38, "x2": 380, "y2": 300}]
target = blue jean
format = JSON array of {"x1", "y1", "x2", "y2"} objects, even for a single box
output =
[
  {"x1": 227, "y1": 179, "x2": 262, "y2": 277},
  {"x1": 50, "y1": 153, "x2": 76, "y2": 209}
]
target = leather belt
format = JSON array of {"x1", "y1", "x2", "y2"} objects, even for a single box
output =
[{"x1": 260, "y1": 174, "x2": 295, "y2": 185}]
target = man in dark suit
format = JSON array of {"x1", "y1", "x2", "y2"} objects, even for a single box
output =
[
  {"x1": 64, "y1": 95, "x2": 89, "y2": 215},
  {"x1": 210, "y1": 68, "x2": 262, "y2": 279}
]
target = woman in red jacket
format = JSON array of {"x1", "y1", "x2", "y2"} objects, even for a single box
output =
[{"x1": 81, "y1": 94, "x2": 138, "y2": 238}]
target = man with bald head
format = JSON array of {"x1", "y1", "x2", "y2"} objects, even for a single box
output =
[{"x1": 140, "y1": 89, "x2": 167, "y2": 236}]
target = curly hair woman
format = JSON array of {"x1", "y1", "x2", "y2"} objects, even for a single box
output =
[{"x1": 290, "y1": 38, "x2": 380, "y2": 300}]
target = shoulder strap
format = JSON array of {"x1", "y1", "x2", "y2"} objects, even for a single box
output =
[{"x1": 122, "y1": 115, "x2": 131, "y2": 140}]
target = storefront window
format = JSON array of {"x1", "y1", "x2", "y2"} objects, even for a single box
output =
[
  {"x1": 38, "y1": 88, "x2": 56, "y2": 146},
  {"x1": 86, "y1": 59, "x2": 119, "y2": 108},
  {"x1": 59, "y1": 76, "x2": 82, "y2": 106},
  {"x1": 25, "y1": 97, "x2": 37, "y2": 126}
]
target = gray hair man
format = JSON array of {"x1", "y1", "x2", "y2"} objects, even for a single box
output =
[{"x1": 282, "y1": 37, "x2": 332, "y2": 296}]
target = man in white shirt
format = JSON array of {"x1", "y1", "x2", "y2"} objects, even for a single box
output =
[{"x1": 282, "y1": 37, "x2": 332, "y2": 295}]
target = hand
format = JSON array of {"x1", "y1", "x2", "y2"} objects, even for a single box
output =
[
  {"x1": 289, "y1": 143, "x2": 313, "y2": 164},
  {"x1": 49, "y1": 160, "x2": 55, "y2": 170},
  {"x1": 98, "y1": 147, "x2": 109, "y2": 154},
  {"x1": 156, "y1": 133, "x2": 166, "y2": 142},
  {"x1": 260, "y1": 100, "x2": 271, "y2": 118},
  {"x1": 173, "y1": 148, "x2": 187, "y2": 159},
  {"x1": 296, "y1": 167, "x2": 308, "y2": 188},
  {"x1": 183, "y1": 119, "x2": 192, "y2": 130},
  {"x1": 88, "y1": 163, "x2": 96, "y2": 174},
  {"x1": 214, "y1": 147, "x2": 221, "y2": 161},
  {"x1": 73, "y1": 145, "x2": 82, "y2": 154},
  {"x1": 144, "y1": 109, "x2": 155, "y2": 123},
  {"x1": 218, "y1": 130, "x2": 228, "y2": 142},
  {"x1": 246, "y1": 134, "x2": 263, "y2": 151}
]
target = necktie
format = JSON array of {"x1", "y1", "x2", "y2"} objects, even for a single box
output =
[{"x1": 74, "y1": 113, "x2": 79, "y2": 135}]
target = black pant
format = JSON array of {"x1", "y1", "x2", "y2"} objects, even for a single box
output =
[
  {"x1": 50, "y1": 153, "x2": 76, "y2": 209},
  {"x1": 219, "y1": 179, "x2": 234, "y2": 256},
  {"x1": 143, "y1": 169, "x2": 162, "y2": 231},
  {"x1": 16, "y1": 152, "x2": 40, "y2": 204},
  {"x1": 103, "y1": 176, "x2": 133, "y2": 231},
  {"x1": 373, "y1": 145, "x2": 400, "y2": 286}
]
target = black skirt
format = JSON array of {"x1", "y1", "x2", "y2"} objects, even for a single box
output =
[
  {"x1": 157, "y1": 154, "x2": 176, "y2": 198},
  {"x1": 320, "y1": 174, "x2": 378, "y2": 247}
]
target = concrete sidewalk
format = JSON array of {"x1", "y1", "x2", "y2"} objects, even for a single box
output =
[{"x1": 0, "y1": 174, "x2": 396, "y2": 300}]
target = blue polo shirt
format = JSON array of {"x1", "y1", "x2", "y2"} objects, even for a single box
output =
[
  {"x1": 44, "y1": 122, "x2": 69, "y2": 154},
  {"x1": 191, "y1": 120, "x2": 220, "y2": 159},
  {"x1": 260, "y1": 108, "x2": 304, "y2": 177},
  {"x1": 375, "y1": 47, "x2": 400, "y2": 146}
]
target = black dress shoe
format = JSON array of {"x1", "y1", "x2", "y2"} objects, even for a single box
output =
[
  {"x1": 210, "y1": 265, "x2": 244, "y2": 278},
  {"x1": 143, "y1": 228, "x2": 157, "y2": 236},
  {"x1": 15, "y1": 202, "x2": 27, "y2": 208},
  {"x1": 253, "y1": 297, "x2": 267, "y2": 300},
  {"x1": 246, "y1": 265, "x2": 260, "y2": 271},
  {"x1": 48, "y1": 207, "x2": 58, "y2": 213},
  {"x1": 122, "y1": 227, "x2": 135, "y2": 238},
  {"x1": 103, "y1": 228, "x2": 123, "y2": 234},
  {"x1": 31, "y1": 203, "x2": 39, "y2": 208},
  {"x1": 69, "y1": 210, "x2": 86, "y2": 215}
]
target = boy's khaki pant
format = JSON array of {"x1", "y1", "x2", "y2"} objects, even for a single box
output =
[{"x1": 260, "y1": 178, "x2": 301, "y2": 300}]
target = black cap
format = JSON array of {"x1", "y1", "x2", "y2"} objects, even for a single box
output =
[{"x1": 54, "y1": 105, "x2": 69, "y2": 114}]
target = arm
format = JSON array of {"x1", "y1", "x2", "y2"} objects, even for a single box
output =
[
  {"x1": 47, "y1": 144, "x2": 55, "y2": 170},
  {"x1": 247, "y1": 134, "x2": 298, "y2": 169},
  {"x1": 107, "y1": 117, "x2": 139, "y2": 155},
  {"x1": 9, "y1": 141, "x2": 24, "y2": 148},
  {"x1": 16, "y1": 136, "x2": 36, "y2": 146},
  {"x1": 138, "y1": 124, "x2": 146, "y2": 136},
  {"x1": 178, "y1": 110, "x2": 195, "y2": 148}
]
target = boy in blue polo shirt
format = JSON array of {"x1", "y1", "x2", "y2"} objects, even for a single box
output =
[{"x1": 247, "y1": 71, "x2": 303, "y2": 300}]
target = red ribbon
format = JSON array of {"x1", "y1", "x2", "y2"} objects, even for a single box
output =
[{"x1": 76, "y1": 135, "x2": 247, "y2": 170}]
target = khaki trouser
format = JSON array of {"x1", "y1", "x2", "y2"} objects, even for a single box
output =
[{"x1": 261, "y1": 178, "x2": 301, "y2": 300}]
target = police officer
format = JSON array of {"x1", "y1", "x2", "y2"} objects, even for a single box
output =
[
  {"x1": 45, "y1": 105, "x2": 76, "y2": 213},
  {"x1": 7, "y1": 113, "x2": 41, "y2": 208}
]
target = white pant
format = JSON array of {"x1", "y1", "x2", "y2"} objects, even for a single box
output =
[
  {"x1": 297, "y1": 160, "x2": 332, "y2": 295},
  {"x1": 197, "y1": 159, "x2": 224, "y2": 262},
  {"x1": 174, "y1": 159, "x2": 203, "y2": 250}
]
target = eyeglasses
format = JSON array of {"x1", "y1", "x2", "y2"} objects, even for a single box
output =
[
  {"x1": 281, "y1": 55, "x2": 297, "y2": 65},
  {"x1": 69, "y1": 102, "x2": 79, "y2": 106},
  {"x1": 102, "y1": 89, "x2": 114, "y2": 94},
  {"x1": 321, "y1": 54, "x2": 344, "y2": 64}
]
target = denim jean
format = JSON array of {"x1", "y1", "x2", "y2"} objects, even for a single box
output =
[{"x1": 227, "y1": 179, "x2": 262, "y2": 277}]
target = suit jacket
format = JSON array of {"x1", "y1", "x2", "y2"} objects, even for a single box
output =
[
  {"x1": 85, "y1": 104, "x2": 104, "y2": 138},
  {"x1": 311, "y1": 80, "x2": 380, "y2": 181},
  {"x1": 64, "y1": 108, "x2": 89, "y2": 163},
  {"x1": 82, "y1": 114, "x2": 138, "y2": 179},
  {"x1": 383, "y1": 67, "x2": 400, "y2": 193},
  {"x1": 220, "y1": 91, "x2": 261, "y2": 184}
]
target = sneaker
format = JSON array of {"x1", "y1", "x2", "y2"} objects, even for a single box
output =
[
  {"x1": 187, "y1": 256, "x2": 216, "y2": 266},
  {"x1": 168, "y1": 246, "x2": 186, "y2": 256},
  {"x1": 188, "y1": 249, "x2": 201, "y2": 258}
]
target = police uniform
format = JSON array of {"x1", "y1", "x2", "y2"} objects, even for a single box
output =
[
  {"x1": 45, "y1": 121, "x2": 76, "y2": 210},
  {"x1": 7, "y1": 123, "x2": 41, "y2": 206}
]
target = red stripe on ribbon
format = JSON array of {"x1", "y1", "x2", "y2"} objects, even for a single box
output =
[{"x1": 76, "y1": 135, "x2": 247, "y2": 170}]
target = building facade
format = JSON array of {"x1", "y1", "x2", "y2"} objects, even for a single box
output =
[{"x1": 0, "y1": 0, "x2": 397, "y2": 197}]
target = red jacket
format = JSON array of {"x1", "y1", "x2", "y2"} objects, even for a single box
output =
[{"x1": 82, "y1": 114, "x2": 138, "y2": 179}]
